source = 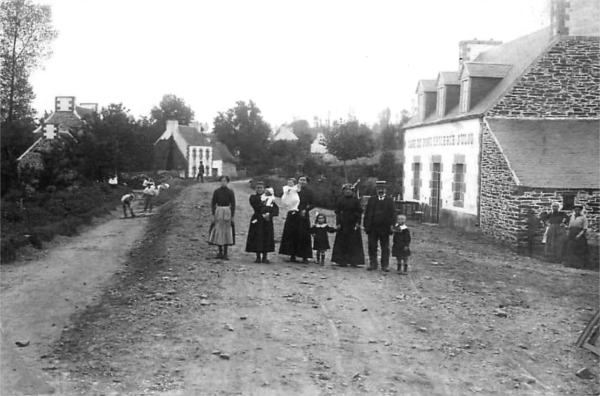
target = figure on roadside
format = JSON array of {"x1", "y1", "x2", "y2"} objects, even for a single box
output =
[
  {"x1": 392, "y1": 214, "x2": 411, "y2": 275},
  {"x1": 564, "y1": 204, "x2": 589, "y2": 267},
  {"x1": 208, "y1": 176, "x2": 236, "y2": 260},
  {"x1": 143, "y1": 181, "x2": 157, "y2": 213},
  {"x1": 121, "y1": 192, "x2": 136, "y2": 218},
  {"x1": 279, "y1": 175, "x2": 314, "y2": 263},
  {"x1": 540, "y1": 202, "x2": 567, "y2": 262},
  {"x1": 246, "y1": 183, "x2": 279, "y2": 263},
  {"x1": 363, "y1": 180, "x2": 396, "y2": 272},
  {"x1": 309, "y1": 213, "x2": 337, "y2": 266},
  {"x1": 197, "y1": 161, "x2": 205, "y2": 182},
  {"x1": 331, "y1": 183, "x2": 365, "y2": 267}
]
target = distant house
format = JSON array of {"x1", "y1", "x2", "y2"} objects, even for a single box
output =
[
  {"x1": 310, "y1": 132, "x2": 336, "y2": 162},
  {"x1": 154, "y1": 120, "x2": 237, "y2": 178},
  {"x1": 272, "y1": 125, "x2": 298, "y2": 141},
  {"x1": 402, "y1": 0, "x2": 599, "y2": 256},
  {"x1": 18, "y1": 96, "x2": 96, "y2": 172}
]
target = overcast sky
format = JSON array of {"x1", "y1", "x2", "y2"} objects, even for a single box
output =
[{"x1": 29, "y1": 0, "x2": 550, "y2": 128}]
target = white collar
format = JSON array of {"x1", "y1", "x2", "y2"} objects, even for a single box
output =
[{"x1": 314, "y1": 223, "x2": 328, "y2": 228}]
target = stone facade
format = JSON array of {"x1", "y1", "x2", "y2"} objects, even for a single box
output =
[
  {"x1": 480, "y1": 122, "x2": 599, "y2": 255},
  {"x1": 487, "y1": 37, "x2": 600, "y2": 118}
]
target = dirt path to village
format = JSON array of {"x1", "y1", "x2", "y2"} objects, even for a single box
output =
[{"x1": 1, "y1": 180, "x2": 598, "y2": 396}]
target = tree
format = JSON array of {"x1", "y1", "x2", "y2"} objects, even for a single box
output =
[
  {"x1": 0, "y1": 119, "x2": 35, "y2": 195},
  {"x1": 267, "y1": 140, "x2": 308, "y2": 176},
  {"x1": 150, "y1": 94, "x2": 195, "y2": 131},
  {"x1": 322, "y1": 120, "x2": 375, "y2": 181},
  {"x1": 0, "y1": 0, "x2": 58, "y2": 122},
  {"x1": 213, "y1": 100, "x2": 271, "y2": 170}
]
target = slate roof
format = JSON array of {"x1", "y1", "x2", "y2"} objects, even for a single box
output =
[
  {"x1": 212, "y1": 141, "x2": 237, "y2": 162},
  {"x1": 406, "y1": 26, "x2": 556, "y2": 128},
  {"x1": 416, "y1": 80, "x2": 437, "y2": 93},
  {"x1": 178, "y1": 125, "x2": 211, "y2": 146},
  {"x1": 459, "y1": 62, "x2": 512, "y2": 79},
  {"x1": 33, "y1": 106, "x2": 92, "y2": 133},
  {"x1": 487, "y1": 118, "x2": 600, "y2": 189},
  {"x1": 437, "y1": 71, "x2": 460, "y2": 86}
]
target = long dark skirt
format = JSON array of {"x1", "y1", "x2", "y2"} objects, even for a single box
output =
[
  {"x1": 279, "y1": 211, "x2": 313, "y2": 258},
  {"x1": 331, "y1": 228, "x2": 365, "y2": 266},
  {"x1": 545, "y1": 223, "x2": 566, "y2": 262},
  {"x1": 564, "y1": 227, "x2": 588, "y2": 267},
  {"x1": 245, "y1": 214, "x2": 275, "y2": 253}
]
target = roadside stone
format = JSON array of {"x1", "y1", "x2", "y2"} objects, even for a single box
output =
[
  {"x1": 575, "y1": 368, "x2": 594, "y2": 380},
  {"x1": 494, "y1": 309, "x2": 508, "y2": 318},
  {"x1": 200, "y1": 299, "x2": 210, "y2": 306},
  {"x1": 219, "y1": 353, "x2": 230, "y2": 360}
]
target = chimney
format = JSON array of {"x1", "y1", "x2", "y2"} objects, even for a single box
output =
[
  {"x1": 166, "y1": 120, "x2": 179, "y2": 137},
  {"x1": 189, "y1": 121, "x2": 202, "y2": 132},
  {"x1": 79, "y1": 103, "x2": 98, "y2": 112},
  {"x1": 552, "y1": 0, "x2": 600, "y2": 36},
  {"x1": 459, "y1": 39, "x2": 502, "y2": 69},
  {"x1": 55, "y1": 96, "x2": 75, "y2": 112}
]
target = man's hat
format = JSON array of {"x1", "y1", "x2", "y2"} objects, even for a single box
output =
[
  {"x1": 573, "y1": 204, "x2": 584, "y2": 209},
  {"x1": 376, "y1": 180, "x2": 387, "y2": 188}
]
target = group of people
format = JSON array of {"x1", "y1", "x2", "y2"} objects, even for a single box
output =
[
  {"x1": 542, "y1": 202, "x2": 589, "y2": 266},
  {"x1": 208, "y1": 176, "x2": 412, "y2": 274},
  {"x1": 120, "y1": 178, "x2": 169, "y2": 219}
]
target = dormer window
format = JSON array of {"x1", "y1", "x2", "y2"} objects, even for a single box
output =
[
  {"x1": 460, "y1": 79, "x2": 470, "y2": 113},
  {"x1": 437, "y1": 86, "x2": 446, "y2": 117}
]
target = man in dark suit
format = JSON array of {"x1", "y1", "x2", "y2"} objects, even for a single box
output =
[{"x1": 363, "y1": 181, "x2": 397, "y2": 271}]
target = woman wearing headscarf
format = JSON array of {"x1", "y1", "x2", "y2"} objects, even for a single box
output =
[
  {"x1": 208, "y1": 176, "x2": 236, "y2": 259},
  {"x1": 331, "y1": 183, "x2": 366, "y2": 267},
  {"x1": 246, "y1": 183, "x2": 279, "y2": 263},
  {"x1": 279, "y1": 175, "x2": 314, "y2": 263}
]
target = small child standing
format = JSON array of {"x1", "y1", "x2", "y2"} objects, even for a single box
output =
[
  {"x1": 309, "y1": 213, "x2": 337, "y2": 266},
  {"x1": 391, "y1": 214, "x2": 411, "y2": 274}
]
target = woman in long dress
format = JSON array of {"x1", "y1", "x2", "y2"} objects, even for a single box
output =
[
  {"x1": 331, "y1": 183, "x2": 365, "y2": 267},
  {"x1": 208, "y1": 176, "x2": 235, "y2": 259},
  {"x1": 245, "y1": 184, "x2": 279, "y2": 263},
  {"x1": 279, "y1": 176, "x2": 314, "y2": 263}
]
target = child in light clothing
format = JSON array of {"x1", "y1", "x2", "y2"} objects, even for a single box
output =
[
  {"x1": 391, "y1": 214, "x2": 411, "y2": 274},
  {"x1": 309, "y1": 213, "x2": 337, "y2": 266}
]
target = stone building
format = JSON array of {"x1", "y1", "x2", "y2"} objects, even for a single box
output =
[
  {"x1": 154, "y1": 120, "x2": 237, "y2": 178},
  {"x1": 402, "y1": 0, "x2": 599, "y2": 261},
  {"x1": 18, "y1": 96, "x2": 95, "y2": 172}
]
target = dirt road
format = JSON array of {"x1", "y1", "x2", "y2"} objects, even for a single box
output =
[{"x1": 2, "y1": 180, "x2": 598, "y2": 395}]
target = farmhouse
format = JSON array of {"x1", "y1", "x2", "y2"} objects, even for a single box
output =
[
  {"x1": 18, "y1": 96, "x2": 96, "y2": 171},
  {"x1": 402, "y1": 0, "x2": 600, "y2": 257},
  {"x1": 154, "y1": 120, "x2": 237, "y2": 178}
]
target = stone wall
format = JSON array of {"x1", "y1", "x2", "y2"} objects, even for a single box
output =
[
  {"x1": 480, "y1": 122, "x2": 600, "y2": 261},
  {"x1": 487, "y1": 36, "x2": 600, "y2": 118}
]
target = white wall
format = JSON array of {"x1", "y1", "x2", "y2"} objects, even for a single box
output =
[{"x1": 403, "y1": 118, "x2": 481, "y2": 215}]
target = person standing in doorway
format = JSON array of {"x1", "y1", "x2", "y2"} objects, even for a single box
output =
[
  {"x1": 208, "y1": 176, "x2": 236, "y2": 259},
  {"x1": 363, "y1": 180, "x2": 396, "y2": 272}
]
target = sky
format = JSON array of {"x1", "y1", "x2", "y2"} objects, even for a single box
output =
[{"x1": 29, "y1": 0, "x2": 550, "y2": 128}]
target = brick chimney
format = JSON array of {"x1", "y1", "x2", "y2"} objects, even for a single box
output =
[{"x1": 458, "y1": 39, "x2": 502, "y2": 69}]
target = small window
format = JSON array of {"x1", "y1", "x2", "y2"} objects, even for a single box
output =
[
  {"x1": 437, "y1": 86, "x2": 445, "y2": 117},
  {"x1": 561, "y1": 194, "x2": 575, "y2": 210},
  {"x1": 412, "y1": 162, "x2": 421, "y2": 200},
  {"x1": 453, "y1": 163, "x2": 466, "y2": 207},
  {"x1": 460, "y1": 79, "x2": 470, "y2": 113}
]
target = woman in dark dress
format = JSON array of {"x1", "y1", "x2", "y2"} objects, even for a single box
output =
[
  {"x1": 208, "y1": 176, "x2": 235, "y2": 259},
  {"x1": 245, "y1": 183, "x2": 279, "y2": 263},
  {"x1": 331, "y1": 183, "x2": 365, "y2": 267},
  {"x1": 540, "y1": 202, "x2": 567, "y2": 262},
  {"x1": 279, "y1": 175, "x2": 314, "y2": 263}
]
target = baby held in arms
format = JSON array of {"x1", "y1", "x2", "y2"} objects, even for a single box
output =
[{"x1": 282, "y1": 178, "x2": 300, "y2": 212}]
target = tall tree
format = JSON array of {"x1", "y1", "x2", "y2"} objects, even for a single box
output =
[
  {"x1": 150, "y1": 94, "x2": 195, "y2": 131},
  {"x1": 213, "y1": 100, "x2": 271, "y2": 170},
  {"x1": 0, "y1": 0, "x2": 58, "y2": 122},
  {"x1": 322, "y1": 120, "x2": 375, "y2": 181}
]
